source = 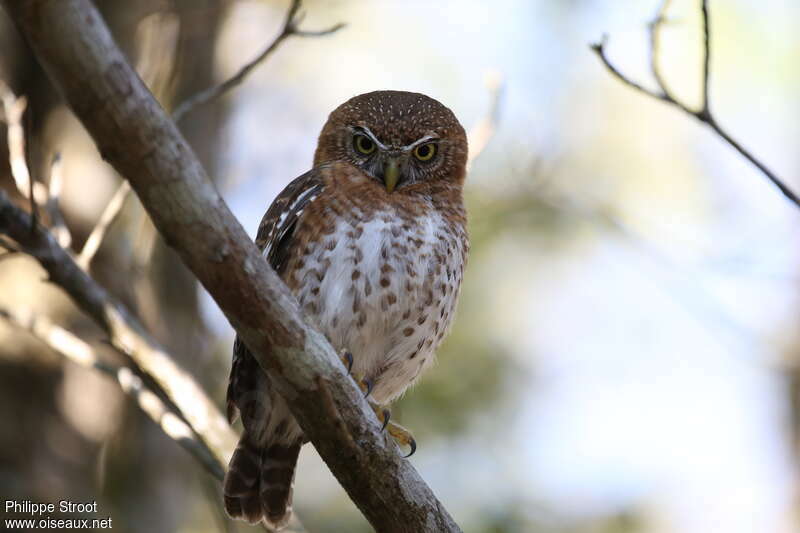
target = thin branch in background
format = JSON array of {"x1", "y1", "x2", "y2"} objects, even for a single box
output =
[
  {"x1": 0, "y1": 235, "x2": 19, "y2": 262},
  {"x1": 0, "y1": 189, "x2": 239, "y2": 466},
  {"x1": 45, "y1": 152, "x2": 72, "y2": 248},
  {"x1": 466, "y1": 70, "x2": 504, "y2": 170},
  {"x1": 171, "y1": 0, "x2": 345, "y2": 122},
  {"x1": 77, "y1": 180, "x2": 130, "y2": 268},
  {"x1": 2, "y1": 82, "x2": 72, "y2": 247},
  {"x1": 647, "y1": 0, "x2": 676, "y2": 103},
  {"x1": 132, "y1": 213, "x2": 158, "y2": 276},
  {"x1": 0, "y1": 306, "x2": 225, "y2": 480},
  {"x1": 23, "y1": 92, "x2": 38, "y2": 229},
  {"x1": 590, "y1": 0, "x2": 800, "y2": 210},
  {"x1": 700, "y1": 0, "x2": 711, "y2": 113},
  {"x1": 91, "y1": 0, "x2": 346, "y2": 274},
  {"x1": 0, "y1": 81, "x2": 48, "y2": 213},
  {"x1": 0, "y1": 82, "x2": 30, "y2": 195}
]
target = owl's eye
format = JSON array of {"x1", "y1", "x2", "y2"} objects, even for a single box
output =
[
  {"x1": 413, "y1": 143, "x2": 437, "y2": 162},
  {"x1": 353, "y1": 134, "x2": 376, "y2": 155}
]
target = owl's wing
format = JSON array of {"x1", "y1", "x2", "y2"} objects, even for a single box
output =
[
  {"x1": 226, "y1": 168, "x2": 325, "y2": 425},
  {"x1": 255, "y1": 169, "x2": 325, "y2": 273}
]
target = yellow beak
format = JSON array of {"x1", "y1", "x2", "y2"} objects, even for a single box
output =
[{"x1": 383, "y1": 159, "x2": 400, "y2": 193}]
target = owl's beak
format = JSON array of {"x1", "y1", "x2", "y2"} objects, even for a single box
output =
[{"x1": 383, "y1": 158, "x2": 400, "y2": 193}]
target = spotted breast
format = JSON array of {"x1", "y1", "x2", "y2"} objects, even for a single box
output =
[{"x1": 284, "y1": 163, "x2": 468, "y2": 406}]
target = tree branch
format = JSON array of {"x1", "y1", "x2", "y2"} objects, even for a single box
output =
[
  {"x1": 45, "y1": 153, "x2": 72, "y2": 248},
  {"x1": 590, "y1": 0, "x2": 800, "y2": 210},
  {"x1": 0, "y1": 81, "x2": 47, "y2": 214},
  {"x1": 700, "y1": 0, "x2": 711, "y2": 114},
  {"x1": 171, "y1": 0, "x2": 345, "y2": 123},
  {"x1": 0, "y1": 300, "x2": 306, "y2": 532},
  {"x1": 0, "y1": 306, "x2": 225, "y2": 480},
  {"x1": 83, "y1": 0, "x2": 344, "y2": 272},
  {"x1": 0, "y1": 189, "x2": 239, "y2": 467},
  {"x1": 1, "y1": 0, "x2": 460, "y2": 531},
  {"x1": 1, "y1": 63, "x2": 307, "y2": 533},
  {"x1": 77, "y1": 180, "x2": 130, "y2": 268}
]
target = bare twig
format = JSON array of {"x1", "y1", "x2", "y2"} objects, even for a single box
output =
[
  {"x1": 0, "y1": 82, "x2": 48, "y2": 214},
  {"x1": 45, "y1": 153, "x2": 72, "y2": 248},
  {"x1": 590, "y1": 0, "x2": 800, "y2": 210},
  {"x1": 77, "y1": 180, "x2": 130, "y2": 268},
  {"x1": 0, "y1": 190, "x2": 238, "y2": 466},
  {"x1": 1, "y1": 82, "x2": 30, "y2": 196},
  {"x1": 466, "y1": 71, "x2": 504, "y2": 170},
  {"x1": 172, "y1": 0, "x2": 345, "y2": 122},
  {"x1": 0, "y1": 306, "x2": 225, "y2": 480},
  {"x1": 0, "y1": 83, "x2": 47, "y2": 205},
  {"x1": 1, "y1": 0, "x2": 462, "y2": 530},
  {"x1": 700, "y1": 0, "x2": 711, "y2": 113},
  {"x1": 84, "y1": 0, "x2": 345, "y2": 274},
  {"x1": 648, "y1": 0, "x2": 676, "y2": 103}
]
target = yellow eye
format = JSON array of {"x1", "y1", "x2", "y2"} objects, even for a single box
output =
[
  {"x1": 413, "y1": 143, "x2": 437, "y2": 161},
  {"x1": 354, "y1": 134, "x2": 376, "y2": 155}
]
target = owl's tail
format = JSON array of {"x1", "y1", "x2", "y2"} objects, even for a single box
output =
[{"x1": 223, "y1": 434, "x2": 301, "y2": 529}]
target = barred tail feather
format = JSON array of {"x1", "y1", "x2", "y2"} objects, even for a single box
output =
[
  {"x1": 260, "y1": 443, "x2": 301, "y2": 528},
  {"x1": 224, "y1": 435, "x2": 301, "y2": 529},
  {"x1": 224, "y1": 438, "x2": 263, "y2": 524}
]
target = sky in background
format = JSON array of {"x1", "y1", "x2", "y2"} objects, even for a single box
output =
[{"x1": 197, "y1": 0, "x2": 800, "y2": 531}]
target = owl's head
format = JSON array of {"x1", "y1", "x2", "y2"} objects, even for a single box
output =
[{"x1": 314, "y1": 91, "x2": 467, "y2": 193}]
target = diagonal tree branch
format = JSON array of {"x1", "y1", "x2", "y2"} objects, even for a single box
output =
[
  {"x1": 590, "y1": 0, "x2": 800, "y2": 210},
  {"x1": 1, "y1": 0, "x2": 461, "y2": 531}
]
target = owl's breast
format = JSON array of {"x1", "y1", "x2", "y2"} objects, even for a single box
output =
[{"x1": 287, "y1": 204, "x2": 466, "y2": 404}]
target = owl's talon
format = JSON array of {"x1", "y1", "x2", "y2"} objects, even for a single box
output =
[
  {"x1": 369, "y1": 403, "x2": 391, "y2": 431},
  {"x1": 385, "y1": 420, "x2": 416, "y2": 457},
  {"x1": 340, "y1": 351, "x2": 354, "y2": 373},
  {"x1": 362, "y1": 377, "x2": 374, "y2": 398},
  {"x1": 350, "y1": 373, "x2": 373, "y2": 397},
  {"x1": 404, "y1": 437, "x2": 417, "y2": 458}
]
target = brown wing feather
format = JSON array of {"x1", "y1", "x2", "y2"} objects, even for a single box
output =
[{"x1": 226, "y1": 167, "x2": 324, "y2": 425}]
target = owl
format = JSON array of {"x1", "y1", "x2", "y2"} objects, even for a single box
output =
[{"x1": 223, "y1": 90, "x2": 469, "y2": 528}]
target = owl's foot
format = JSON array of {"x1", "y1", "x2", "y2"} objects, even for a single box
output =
[
  {"x1": 339, "y1": 351, "x2": 373, "y2": 398},
  {"x1": 387, "y1": 419, "x2": 417, "y2": 458},
  {"x1": 370, "y1": 403, "x2": 416, "y2": 458},
  {"x1": 340, "y1": 351, "x2": 354, "y2": 373},
  {"x1": 338, "y1": 351, "x2": 416, "y2": 457}
]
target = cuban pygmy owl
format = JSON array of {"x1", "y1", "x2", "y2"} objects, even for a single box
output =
[{"x1": 224, "y1": 90, "x2": 469, "y2": 528}]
